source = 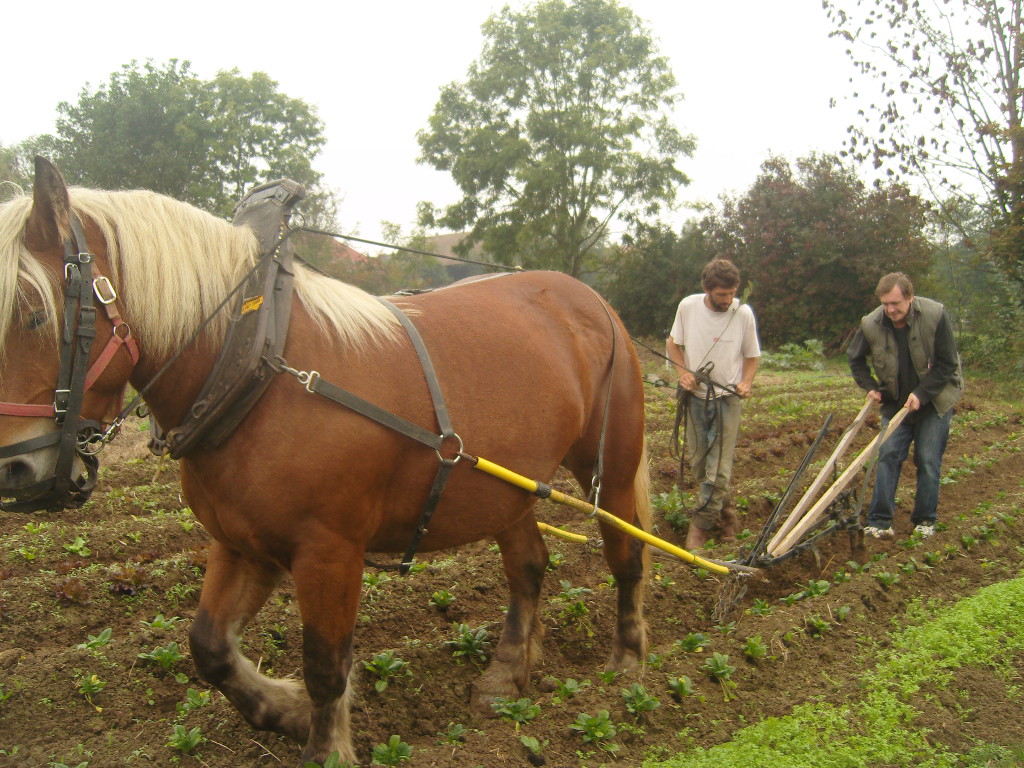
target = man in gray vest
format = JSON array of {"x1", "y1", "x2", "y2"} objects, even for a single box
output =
[{"x1": 847, "y1": 272, "x2": 963, "y2": 539}]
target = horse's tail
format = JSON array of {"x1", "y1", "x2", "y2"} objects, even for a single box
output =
[{"x1": 633, "y1": 440, "x2": 653, "y2": 577}]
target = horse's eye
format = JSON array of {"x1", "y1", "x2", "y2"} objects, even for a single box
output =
[{"x1": 26, "y1": 310, "x2": 49, "y2": 330}]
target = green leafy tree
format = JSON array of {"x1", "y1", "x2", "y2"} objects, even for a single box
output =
[
  {"x1": 50, "y1": 59, "x2": 329, "y2": 218},
  {"x1": 706, "y1": 154, "x2": 932, "y2": 346},
  {"x1": 417, "y1": 0, "x2": 693, "y2": 278},
  {"x1": 602, "y1": 221, "x2": 709, "y2": 337},
  {"x1": 824, "y1": 0, "x2": 1024, "y2": 291}
]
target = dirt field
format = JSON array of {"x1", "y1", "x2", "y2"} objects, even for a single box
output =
[{"x1": 1, "y1": 357, "x2": 1022, "y2": 768}]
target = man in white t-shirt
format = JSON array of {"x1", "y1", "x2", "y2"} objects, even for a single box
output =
[{"x1": 666, "y1": 259, "x2": 761, "y2": 550}]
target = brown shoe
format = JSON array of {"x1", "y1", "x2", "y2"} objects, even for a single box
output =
[
  {"x1": 718, "y1": 505, "x2": 739, "y2": 543},
  {"x1": 685, "y1": 524, "x2": 709, "y2": 551}
]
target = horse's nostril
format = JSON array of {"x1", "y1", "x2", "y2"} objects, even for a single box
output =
[{"x1": 0, "y1": 460, "x2": 37, "y2": 489}]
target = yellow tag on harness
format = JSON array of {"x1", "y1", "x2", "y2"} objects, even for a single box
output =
[{"x1": 241, "y1": 295, "x2": 264, "y2": 315}]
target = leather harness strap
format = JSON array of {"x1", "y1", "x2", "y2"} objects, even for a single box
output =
[{"x1": 283, "y1": 297, "x2": 460, "y2": 574}]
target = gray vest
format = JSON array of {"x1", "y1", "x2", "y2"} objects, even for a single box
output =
[{"x1": 860, "y1": 296, "x2": 963, "y2": 416}]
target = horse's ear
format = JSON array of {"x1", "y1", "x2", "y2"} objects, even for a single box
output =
[{"x1": 25, "y1": 156, "x2": 73, "y2": 250}]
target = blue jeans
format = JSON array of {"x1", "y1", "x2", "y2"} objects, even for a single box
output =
[
  {"x1": 685, "y1": 394, "x2": 742, "y2": 530},
  {"x1": 866, "y1": 406, "x2": 953, "y2": 528}
]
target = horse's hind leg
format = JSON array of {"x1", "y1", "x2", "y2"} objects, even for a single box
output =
[
  {"x1": 189, "y1": 542, "x2": 310, "y2": 741},
  {"x1": 585, "y1": 449, "x2": 650, "y2": 672},
  {"x1": 473, "y1": 513, "x2": 548, "y2": 712}
]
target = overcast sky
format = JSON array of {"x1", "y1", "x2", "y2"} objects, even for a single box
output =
[{"x1": 5, "y1": 1, "x2": 858, "y2": 244}]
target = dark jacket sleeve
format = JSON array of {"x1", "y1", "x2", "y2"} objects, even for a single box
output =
[
  {"x1": 913, "y1": 312, "x2": 958, "y2": 407},
  {"x1": 847, "y1": 327, "x2": 879, "y2": 392}
]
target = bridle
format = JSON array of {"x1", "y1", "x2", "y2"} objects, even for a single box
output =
[{"x1": 0, "y1": 216, "x2": 139, "y2": 512}]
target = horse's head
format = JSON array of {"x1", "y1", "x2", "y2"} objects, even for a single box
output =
[{"x1": 0, "y1": 157, "x2": 139, "y2": 512}]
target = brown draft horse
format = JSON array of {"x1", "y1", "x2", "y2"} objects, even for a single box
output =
[{"x1": 0, "y1": 158, "x2": 650, "y2": 765}]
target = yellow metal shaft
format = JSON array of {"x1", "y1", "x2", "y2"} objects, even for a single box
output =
[{"x1": 470, "y1": 456, "x2": 747, "y2": 575}]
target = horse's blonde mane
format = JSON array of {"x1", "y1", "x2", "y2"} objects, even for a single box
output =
[{"x1": 0, "y1": 187, "x2": 399, "y2": 358}]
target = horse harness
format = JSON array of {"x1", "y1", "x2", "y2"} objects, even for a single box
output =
[
  {"x1": 0, "y1": 217, "x2": 140, "y2": 512},
  {"x1": 4, "y1": 179, "x2": 620, "y2": 574}
]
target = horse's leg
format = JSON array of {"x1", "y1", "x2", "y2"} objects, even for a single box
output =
[
  {"x1": 290, "y1": 542, "x2": 363, "y2": 765},
  {"x1": 189, "y1": 542, "x2": 310, "y2": 741},
  {"x1": 472, "y1": 513, "x2": 548, "y2": 712},
  {"x1": 601, "y1": 455, "x2": 650, "y2": 670},
  {"x1": 575, "y1": 447, "x2": 650, "y2": 672}
]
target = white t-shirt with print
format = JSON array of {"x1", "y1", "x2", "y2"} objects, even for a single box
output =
[{"x1": 669, "y1": 294, "x2": 761, "y2": 398}]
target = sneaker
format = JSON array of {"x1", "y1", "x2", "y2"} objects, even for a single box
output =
[
  {"x1": 863, "y1": 526, "x2": 895, "y2": 539},
  {"x1": 913, "y1": 524, "x2": 936, "y2": 538}
]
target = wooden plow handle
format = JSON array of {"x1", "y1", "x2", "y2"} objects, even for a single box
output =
[
  {"x1": 769, "y1": 404, "x2": 910, "y2": 558},
  {"x1": 766, "y1": 396, "x2": 873, "y2": 555}
]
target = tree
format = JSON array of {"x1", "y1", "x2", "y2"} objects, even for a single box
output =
[
  {"x1": 602, "y1": 222, "x2": 709, "y2": 337},
  {"x1": 417, "y1": 0, "x2": 693, "y2": 278},
  {"x1": 706, "y1": 154, "x2": 932, "y2": 347},
  {"x1": 51, "y1": 60, "x2": 329, "y2": 218},
  {"x1": 823, "y1": 0, "x2": 1023, "y2": 289}
]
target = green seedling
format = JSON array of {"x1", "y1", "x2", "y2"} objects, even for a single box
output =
[
  {"x1": 371, "y1": 734, "x2": 413, "y2": 766},
  {"x1": 176, "y1": 688, "x2": 212, "y2": 715},
  {"x1": 63, "y1": 536, "x2": 91, "y2": 558},
  {"x1": 548, "y1": 676, "x2": 590, "y2": 701},
  {"x1": 446, "y1": 623, "x2": 491, "y2": 663},
  {"x1": 667, "y1": 675, "x2": 697, "y2": 700},
  {"x1": 77, "y1": 673, "x2": 106, "y2": 712},
  {"x1": 874, "y1": 571, "x2": 901, "y2": 589},
  {"x1": 363, "y1": 651, "x2": 409, "y2": 693},
  {"x1": 76, "y1": 628, "x2": 112, "y2": 652},
  {"x1": 570, "y1": 709, "x2": 618, "y2": 753},
  {"x1": 141, "y1": 613, "x2": 183, "y2": 631},
  {"x1": 138, "y1": 641, "x2": 184, "y2": 672},
  {"x1": 491, "y1": 696, "x2": 540, "y2": 729},
  {"x1": 747, "y1": 598, "x2": 773, "y2": 616},
  {"x1": 677, "y1": 632, "x2": 710, "y2": 652},
  {"x1": 167, "y1": 724, "x2": 203, "y2": 753},
  {"x1": 806, "y1": 614, "x2": 832, "y2": 637},
  {"x1": 621, "y1": 683, "x2": 660, "y2": 717},
  {"x1": 434, "y1": 723, "x2": 468, "y2": 746},
  {"x1": 742, "y1": 635, "x2": 768, "y2": 661},
  {"x1": 429, "y1": 588, "x2": 455, "y2": 610},
  {"x1": 303, "y1": 751, "x2": 355, "y2": 768}
]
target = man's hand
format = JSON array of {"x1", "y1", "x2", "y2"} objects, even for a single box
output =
[
  {"x1": 678, "y1": 370, "x2": 697, "y2": 392},
  {"x1": 906, "y1": 393, "x2": 921, "y2": 411},
  {"x1": 736, "y1": 380, "x2": 752, "y2": 398},
  {"x1": 868, "y1": 390, "x2": 883, "y2": 404}
]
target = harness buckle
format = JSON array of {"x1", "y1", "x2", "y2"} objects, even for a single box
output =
[
  {"x1": 53, "y1": 389, "x2": 71, "y2": 416},
  {"x1": 436, "y1": 433, "x2": 464, "y2": 464},
  {"x1": 93, "y1": 276, "x2": 117, "y2": 305}
]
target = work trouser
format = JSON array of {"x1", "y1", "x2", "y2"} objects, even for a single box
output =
[
  {"x1": 866, "y1": 405, "x2": 952, "y2": 529},
  {"x1": 685, "y1": 394, "x2": 742, "y2": 530}
]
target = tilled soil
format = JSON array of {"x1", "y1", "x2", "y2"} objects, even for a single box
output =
[{"x1": 1, "y1": 363, "x2": 1022, "y2": 767}]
